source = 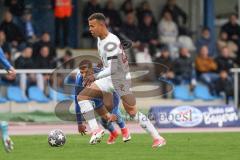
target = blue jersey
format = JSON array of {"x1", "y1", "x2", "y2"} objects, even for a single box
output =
[
  {"x1": 0, "y1": 47, "x2": 12, "y2": 70},
  {"x1": 74, "y1": 71, "x2": 120, "y2": 124}
]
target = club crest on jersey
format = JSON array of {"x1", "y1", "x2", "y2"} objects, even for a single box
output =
[{"x1": 104, "y1": 42, "x2": 117, "y2": 52}]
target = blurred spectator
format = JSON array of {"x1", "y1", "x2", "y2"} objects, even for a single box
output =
[
  {"x1": 4, "y1": 0, "x2": 25, "y2": 24},
  {"x1": 33, "y1": 32, "x2": 56, "y2": 62},
  {"x1": 221, "y1": 14, "x2": 240, "y2": 48},
  {"x1": 215, "y1": 47, "x2": 235, "y2": 73},
  {"x1": 158, "y1": 11, "x2": 178, "y2": 54},
  {"x1": 18, "y1": 10, "x2": 38, "y2": 44},
  {"x1": 195, "y1": 27, "x2": 216, "y2": 57},
  {"x1": 177, "y1": 34, "x2": 195, "y2": 52},
  {"x1": 36, "y1": 45, "x2": 55, "y2": 69},
  {"x1": 158, "y1": 11, "x2": 178, "y2": 44},
  {"x1": 195, "y1": 46, "x2": 218, "y2": 93},
  {"x1": 15, "y1": 46, "x2": 35, "y2": 69},
  {"x1": 0, "y1": 10, "x2": 25, "y2": 49},
  {"x1": 52, "y1": 0, "x2": 73, "y2": 47},
  {"x1": 121, "y1": 11, "x2": 141, "y2": 46},
  {"x1": 120, "y1": 11, "x2": 141, "y2": 62},
  {"x1": 103, "y1": 0, "x2": 122, "y2": 31},
  {"x1": 15, "y1": 46, "x2": 44, "y2": 94},
  {"x1": 60, "y1": 50, "x2": 75, "y2": 85},
  {"x1": 0, "y1": 30, "x2": 11, "y2": 55},
  {"x1": 139, "y1": 13, "x2": 158, "y2": 56},
  {"x1": 220, "y1": 14, "x2": 240, "y2": 65},
  {"x1": 82, "y1": 0, "x2": 101, "y2": 37},
  {"x1": 217, "y1": 31, "x2": 238, "y2": 58},
  {"x1": 57, "y1": 49, "x2": 74, "y2": 69},
  {"x1": 136, "y1": 1, "x2": 155, "y2": 26},
  {"x1": 155, "y1": 48, "x2": 174, "y2": 98},
  {"x1": 173, "y1": 47, "x2": 195, "y2": 85},
  {"x1": 155, "y1": 48, "x2": 174, "y2": 78},
  {"x1": 214, "y1": 70, "x2": 233, "y2": 104},
  {"x1": 120, "y1": 0, "x2": 134, "y2": 15},
  {"x1": 161, "y1": 0, "x2": 187, "y2": 26}
]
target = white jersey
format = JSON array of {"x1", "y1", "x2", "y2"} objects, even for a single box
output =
[
  {"x1": 94, "y1": 32, "x2": 131, "y2": 96},
  {"x1": 96, "y1": 32, "x2": 129, "y2": 80}
]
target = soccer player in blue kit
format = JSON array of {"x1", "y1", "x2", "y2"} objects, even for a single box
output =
[
  {"x1": 74, "y1": 60, "x2": 131, "y2": 144},
  {"x1": 0, "y1": 47, "x2": 16, "y2": 152}
]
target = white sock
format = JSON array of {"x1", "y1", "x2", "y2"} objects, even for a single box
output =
[
  {"x1": 78, "y1": 100, "x2": 99, "y2": 132},
  {"x1": 133, "y1": 112, "x2": 161, "y2": 139}
]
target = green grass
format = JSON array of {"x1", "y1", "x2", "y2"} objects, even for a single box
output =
[
  {"x1": 0, "y1": 111, "x2": 59, "y2": 123},
  {"x1": 1, "y1": 133, "x2": 240, "y2": 160},
  {"x1": 0, "y1": 109, "x2": 149, "y2": 123}
]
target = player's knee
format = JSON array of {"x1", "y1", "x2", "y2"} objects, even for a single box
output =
[
  {"x1": 103, "y1": 101, "x2": 113, "y2": 111},
  {"x1": 77, "y1": 95, "x2": 89, "y2": 101},
  {"x1": 105, "y1": 104, "x2": 112, "y2": 111}
]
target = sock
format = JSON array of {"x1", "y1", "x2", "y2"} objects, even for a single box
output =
[
  {"x1": 116, "y1": 113, "x2": 125, "y2": 129},
  {"x1": 112, "y1": 107, "x2": 125, "y2": 129},
  {"x1": 100, "y1": 118, "x2": 115, "y2": 133},
  {"x1": 117, "y1": 119, "x2": 125, "y2": 129},
  {"x1": 0, "y1": 121, "x2": 9, "y2": 140},
  {"x1": 111, "y1": 130, "x2": 118, "y2": 136},
  {"x1": 78, "y1": 100, "x2": 99, "y2": 132},
  {"x1": 132, "y1": 112, "x2": 161, "y2": 140}
]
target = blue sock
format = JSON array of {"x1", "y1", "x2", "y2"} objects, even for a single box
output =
[
  {"x1": 116, "y1": 116, "x2": 125, "y2": 129},
  {"x1": 100, "y1": 118, "x2": 115, "y2": 133},
  {"x1": 0, "y1": 121, "x2": 9, "y2": 140},
  {"x1": 115, "y1": 110, "x2": 126, "y2": 129}
]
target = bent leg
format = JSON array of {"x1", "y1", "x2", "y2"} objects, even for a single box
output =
[{"x1": 121, "y1": 94, "x2": 162, "y2": 140}]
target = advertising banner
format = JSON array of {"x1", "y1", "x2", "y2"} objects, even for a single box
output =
[{"x1": 149, "y1": 105, "x2": 240, "y2": 128}]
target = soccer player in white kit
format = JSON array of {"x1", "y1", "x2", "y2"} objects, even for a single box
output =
[{"x1": 77, "y1": 13, "x2": 166, "y2": 148}]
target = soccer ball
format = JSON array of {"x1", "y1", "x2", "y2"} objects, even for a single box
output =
[{"x1": 48, "y1": 129, "x2": 66, "y2": 147}]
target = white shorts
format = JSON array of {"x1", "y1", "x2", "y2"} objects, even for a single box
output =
[{"x1": 94, "y1": 77, "x2": 132, "y2": 96}]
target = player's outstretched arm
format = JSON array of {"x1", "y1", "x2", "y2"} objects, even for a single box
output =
[
  {"x1": 0, "y1": 47, "x2": 16, "y2": 78},
  {"x1": 0, "y1": 47, "x2": 12, "y2": 70}
]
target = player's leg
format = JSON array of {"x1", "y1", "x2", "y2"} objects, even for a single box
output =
[
  {"x1": 121, "y1": 94, "x2": 166, "y2": 148},
  {"x1": 111, "y1": 105, "x2": 131, "y2": 142},
  {"x1": 99, "y1": 118, "x2": 118, "y2": 144},
  {"x1": 95, "y1": 96, "x2": 119, "y2": 144},
  {"x1": 0, "y1": 121, "x2": 14, "y2": 152},
  {"x1": 77, "y1": 83, "x2": 104, "y2": 144}
]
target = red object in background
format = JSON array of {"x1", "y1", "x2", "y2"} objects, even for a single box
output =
[{"x1": 54, "y1": 0, "x2": 73, "y2": 18}]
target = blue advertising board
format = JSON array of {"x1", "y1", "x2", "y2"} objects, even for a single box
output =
[{"x1": 149, "y1": 105, "x2": 240, "y2": 128}]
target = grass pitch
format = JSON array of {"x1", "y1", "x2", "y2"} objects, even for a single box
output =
[{"x1": 1, "y1": 132, "x2": 240, "y2": 160}]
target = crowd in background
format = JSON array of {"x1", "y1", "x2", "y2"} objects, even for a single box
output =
[{"x1": 0, "y1": 0, "x2": 239, "y2": 103}]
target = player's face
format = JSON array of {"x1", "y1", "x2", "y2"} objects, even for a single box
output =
[
  {"x1": 88, "y1": 19, "x2": 101, "y2": 37},
  {"x1": 80, "y1": 67, "x2": 88, "y2": 78}
]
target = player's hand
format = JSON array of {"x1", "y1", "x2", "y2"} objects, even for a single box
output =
[
  {"x1": 78, "y1": 124, "x2": 87, "y2": 135},
  {"x1": 7, "y1": 67, "x2": 16, "y2": 79},
  {"x1": 84, "y1": 74, "x2": 95, "y2": 87},
  {"x1": 108, "y1": 114, "x2": 117, "y2": 122}
]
